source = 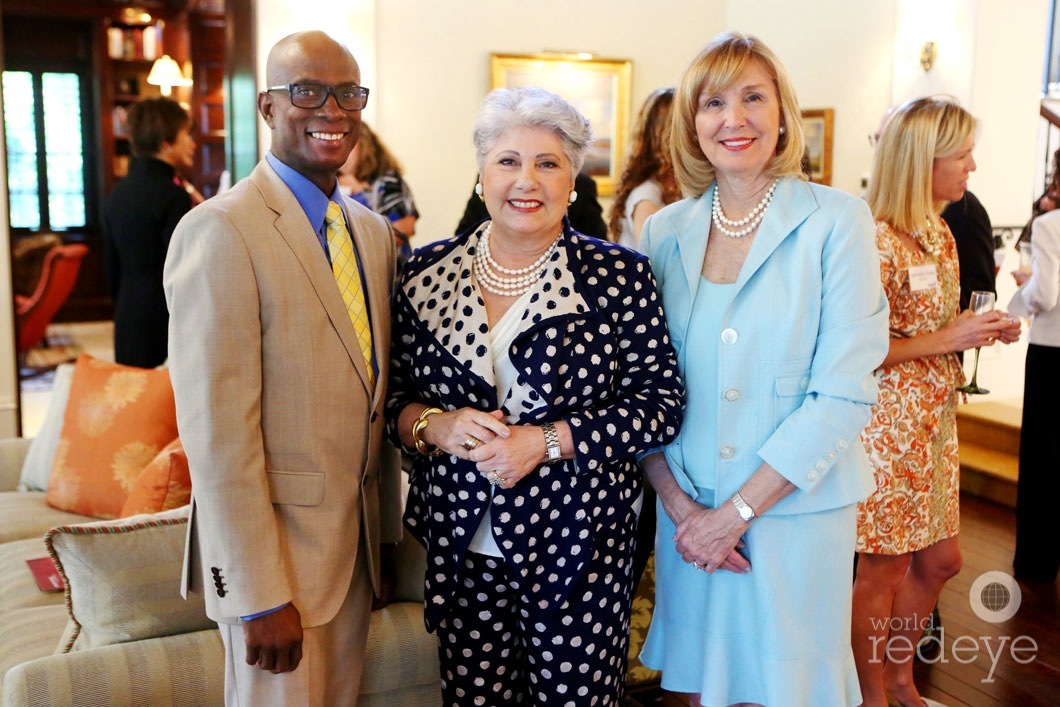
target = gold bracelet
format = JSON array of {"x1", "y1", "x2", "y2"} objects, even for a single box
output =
[{"x1": 411, "y1": 407, "x2": 445, "y2": 456}]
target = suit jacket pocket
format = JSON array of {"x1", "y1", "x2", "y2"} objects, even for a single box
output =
[{"x1": 266, "y1": 470, "x2": 326, "y2": 506}]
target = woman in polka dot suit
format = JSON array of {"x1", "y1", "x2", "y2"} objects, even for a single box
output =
[{"x1": 386, "y1": 86, "x2": 684, "y2": 706}]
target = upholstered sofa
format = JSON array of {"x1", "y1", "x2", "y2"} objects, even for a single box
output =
[{"x1": 0, "y1": 363, "x2": 441, "y2": 707}]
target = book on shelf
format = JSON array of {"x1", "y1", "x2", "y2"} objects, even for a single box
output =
[{"x1": 106, "y1": 25, "x2": 163, "y2": 61}]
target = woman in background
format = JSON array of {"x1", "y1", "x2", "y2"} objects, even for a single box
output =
[
  {"x1": 854, "y1": 96, "x2": 1020, "y2": 707},
  {"x1": 640, "y1": 32, "x2": 889, "y2": 706},
  {"x1": 1008, "y1": 208, "x2": 1060, "y2": 584},
  {"x1": 102, "y1": 97, "x2": 197, "y2": 368},
  {"x1": 609, "y1": 88, "x2": 681, "y2": 250},
  {"x1": 339, "y1": 121, "x2": 419, "y2": 269}
]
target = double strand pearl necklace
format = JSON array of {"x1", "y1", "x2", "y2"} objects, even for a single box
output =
[
  {"x1": 474, "y1": 222, "x2": 561, "y2": 297},
  {"x1": 712, "y1": 180, "x2": 778, "y2": 238}
]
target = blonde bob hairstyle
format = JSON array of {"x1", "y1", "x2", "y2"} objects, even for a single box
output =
[
  {"x1": 671, "y1": 32, "x2": 806, "y2": 198},
  {"x1": 866, "y1": 96, "x2": 978, "y2": 235}
]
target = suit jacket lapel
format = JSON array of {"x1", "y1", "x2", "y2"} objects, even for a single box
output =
[
  {"x1": 735, "y1": 178, "x2": 816, "y2": 290},
  {"x1": 251, "y1": 165, "x2": 373, "y2": 393},
  {"x1": 674, "y1": 190, "x2": 713, "y2": 305}
]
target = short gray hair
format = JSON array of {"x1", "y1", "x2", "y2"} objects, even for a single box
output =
[{"x1": 472, "y1": 86, "x2": 592, "y2": 178}]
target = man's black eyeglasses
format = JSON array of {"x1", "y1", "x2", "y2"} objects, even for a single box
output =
[{"x1": 265, "y1": 83, "x2": 369, "y2": 111}]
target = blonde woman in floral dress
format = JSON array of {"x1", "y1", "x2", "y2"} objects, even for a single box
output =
[{"x1": 852, "y1": 97, "x2": 1021, "y2": 707}]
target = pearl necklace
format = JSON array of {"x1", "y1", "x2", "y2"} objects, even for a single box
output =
[
  {"x1": 474, "y1": 222, "x2": 560, "y2": 297},
  {"x1": 712, "y1": 180, "x2": 778, "y2": 238}
]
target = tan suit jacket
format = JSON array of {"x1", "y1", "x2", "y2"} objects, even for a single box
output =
[{"x1": 164, "y1": 160, "x2": 401, "y2": 627}]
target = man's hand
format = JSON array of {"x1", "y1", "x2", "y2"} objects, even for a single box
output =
[{"x1": 243, "y1": 603, "x2": 303, "y2": 673}]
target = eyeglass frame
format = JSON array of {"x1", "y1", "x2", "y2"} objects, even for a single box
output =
[{"x1": 263, "y1": 82, "x2": 370, "y2": 111}]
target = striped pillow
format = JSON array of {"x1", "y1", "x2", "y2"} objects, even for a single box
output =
[{"x1": 44, "y1": 506, "x2": 215, "y2": 652}]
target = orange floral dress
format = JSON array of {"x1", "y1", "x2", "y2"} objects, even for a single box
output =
[{"x1": 857, "y1": 221, "x2": 965, "y2": 554}]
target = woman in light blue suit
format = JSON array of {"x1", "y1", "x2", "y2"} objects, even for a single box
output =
[{"x1": 638, "y1": 33, "x2": 890, "y2": 706}]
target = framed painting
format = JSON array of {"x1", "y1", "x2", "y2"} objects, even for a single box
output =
[
  {"x1": 800, "y1": 108, "x2": 834, "y2": 186},
  {"x1": 490, "y1": 52, "x2": 632, "y2": 196}
]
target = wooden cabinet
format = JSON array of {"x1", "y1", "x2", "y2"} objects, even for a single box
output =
[{"x1": 97, "y1": 14, "x2": 191, "y2": 196}]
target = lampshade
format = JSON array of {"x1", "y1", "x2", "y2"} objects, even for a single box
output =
[{"x1": 146, "y1": 55, "x2": 192, "y2": 96}]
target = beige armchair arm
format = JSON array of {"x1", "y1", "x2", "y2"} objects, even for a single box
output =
[{"x1": 1, "y1": 629, "x2": 225, "y2": 707}]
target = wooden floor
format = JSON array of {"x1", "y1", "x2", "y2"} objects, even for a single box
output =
[{"x1": 627, "y1": 493, "x2": 1059, "y2": 707}]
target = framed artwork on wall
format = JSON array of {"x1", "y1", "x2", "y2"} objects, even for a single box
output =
[
  {"x1": 489, "y1": 53, "x2": 632, "y2": 196},
  {"x1": 800, "y1": 108, "x2": 834, "y2": 186}
]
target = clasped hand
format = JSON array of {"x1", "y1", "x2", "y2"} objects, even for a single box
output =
[
  {"x1": 421, "y1": 407, "x2": 545, "y2": 488},
  {"x1": 673, "y1": 503, "x2": 751, "y2": 574}
]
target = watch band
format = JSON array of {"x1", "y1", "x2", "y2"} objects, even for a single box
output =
[
  {"x1": 542, "y1": 421, "x2": 561, "y2": 462},
  {"x1": 730, "y1": 491, "x2": 756, "y2": 522}
]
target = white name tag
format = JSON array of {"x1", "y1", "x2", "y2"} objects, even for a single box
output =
[{"x1": 908, "y1": 264, "x2": 939, "y2": 292}]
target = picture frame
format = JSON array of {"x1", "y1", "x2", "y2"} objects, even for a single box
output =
[
  {"x1": 490, "y1": 53, "x2": 632, "y2": 196},
  {"x1": 800, "y1": 108, "x2": 834, "y2": 186}
]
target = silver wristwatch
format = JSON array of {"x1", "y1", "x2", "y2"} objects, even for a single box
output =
[
  {"x1": 542, "y1": 422, "x2": 561, "y2": 462},
  {"x1": 730, "y1": 491, "x2": 756, "y2": 522}
]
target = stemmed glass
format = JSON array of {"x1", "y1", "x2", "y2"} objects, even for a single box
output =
[{"x1": 957, "y1": 290, "x2": 996, "y2": 395}]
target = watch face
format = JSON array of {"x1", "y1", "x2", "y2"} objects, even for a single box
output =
[
  {"x1": 738, "y1": 506, "x2": 754, "y2": 521},
  {"x1": 547, "y1": 446, "x2": 561, "y2": 461}
]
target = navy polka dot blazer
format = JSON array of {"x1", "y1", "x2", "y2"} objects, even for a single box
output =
[{"x1": 386, "y1": 222, "x2": 684, "y2": 630}]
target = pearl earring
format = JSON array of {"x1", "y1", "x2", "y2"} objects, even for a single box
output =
[
  {"x1": 474, "y1": 182, "x2": 484, "y2": 201},
  {"x1": 779, "y1": 126, "x2": 786, "y2": 135},
  {"x1": 568, "y1": 190, "x2": 578, "y2": 205}
]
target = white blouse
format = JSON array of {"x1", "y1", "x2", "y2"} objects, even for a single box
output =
[{"x1": 1009, "y1": 209, "x2": 1060, "y2": 347}]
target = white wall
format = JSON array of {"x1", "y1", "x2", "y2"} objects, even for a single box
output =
[
  {"x1": 373, "y1": 0, "x2": 727, "y2": 243},
  {"x1": 248, "y1": 0, "x2": 1048, "y2": 240}
]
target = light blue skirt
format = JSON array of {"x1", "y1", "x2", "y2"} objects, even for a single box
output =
[{"x1": 640, "y1": 488, "x2": 863, "y2": 707}]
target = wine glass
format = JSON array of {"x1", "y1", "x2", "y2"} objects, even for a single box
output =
[{"x1": 957, "y1": 290, "x2": 996, "y2": 395}]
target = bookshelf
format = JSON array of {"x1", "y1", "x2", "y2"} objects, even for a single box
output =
[{"x1": 98, "y1": 16, "x2": 184, "y2": 191}]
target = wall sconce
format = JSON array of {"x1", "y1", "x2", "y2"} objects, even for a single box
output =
[
  {"x1": 920, "y1": 41, "x2": 938, "y2": 72},
  {"x1": 146, "y1": 55, "x2": 192, "y2": 96}
]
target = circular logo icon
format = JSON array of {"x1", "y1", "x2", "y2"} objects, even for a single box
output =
[{"x1": 969, "y1": 571, "x2": 1021, "y2": 623}]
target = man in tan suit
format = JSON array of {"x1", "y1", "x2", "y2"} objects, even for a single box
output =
[{"x1": 164, "y1": 31, "x2": 401, "y2": 706}]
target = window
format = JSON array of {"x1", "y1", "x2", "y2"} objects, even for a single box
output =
[{"x1": 2, "y1": 70, "x2": 89, "y2": 231}]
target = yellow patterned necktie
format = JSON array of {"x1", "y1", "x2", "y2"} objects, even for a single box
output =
[{"x1": 325, "y1": 201, "x2": 375, "y2": 387}]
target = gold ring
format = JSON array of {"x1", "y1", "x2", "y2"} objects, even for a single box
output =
[{"x1": 462, "y1": 436, "x2": 482, "y2": 451}]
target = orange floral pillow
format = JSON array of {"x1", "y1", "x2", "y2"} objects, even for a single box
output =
[
  {"x1": 120, "y1": 437, "x2": 191, "y2": 517},
  {"x1": 45, "y1": 355, "x2": 178, "y2": 519}
]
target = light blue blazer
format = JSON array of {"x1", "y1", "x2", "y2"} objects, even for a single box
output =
[{"x1": 641, "y1": 177, "x2": 889, "y2": 515}]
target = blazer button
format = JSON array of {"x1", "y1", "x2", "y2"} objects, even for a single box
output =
[
  {"x1": 815, "y1": 460, "x2": 828, "y2": 472},
  {"x1": 807, "y1": 470, "x2": 819, "y2": 482},
  {"x1": 825, "y1": 450, "x2": 837, "y2": 462},
  {"x1": 721, "y1": 328, "x2": 738, "y2": 345},
  {"x1": 723, "y1": 388, "x2": 740, "y2": 402},
  {"x1": 836, "y1": 439, "x2": 848, "y2": 452},
  {"x1": 719, "y1": 445, "x2": 736, "y2": 460}
]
